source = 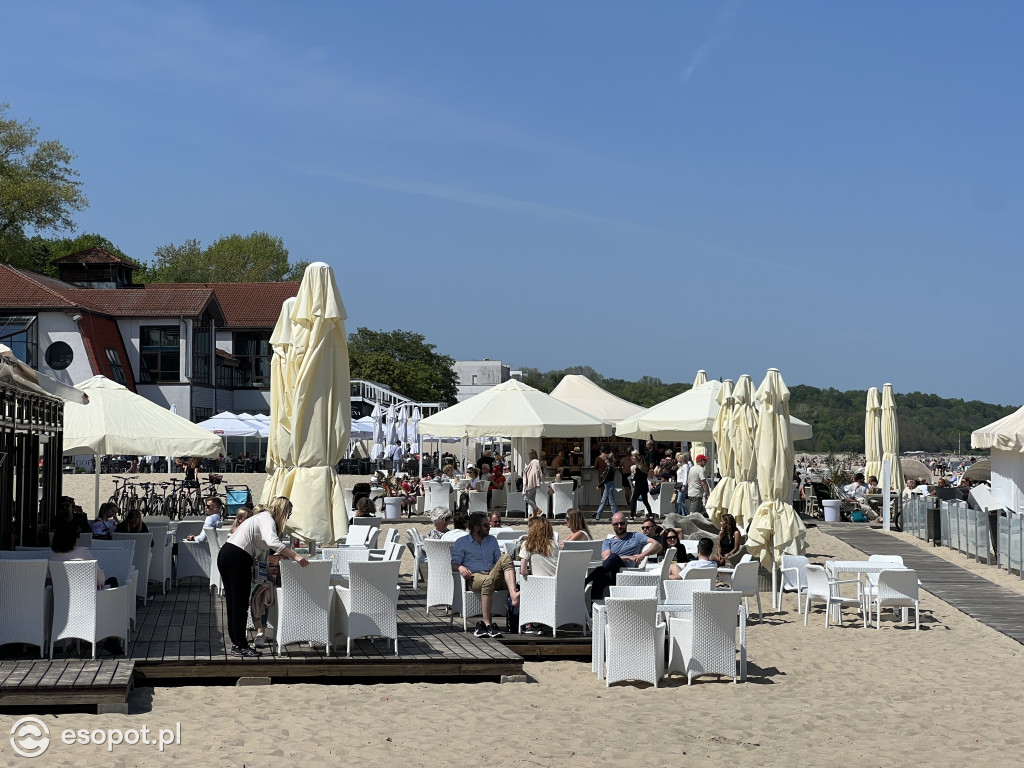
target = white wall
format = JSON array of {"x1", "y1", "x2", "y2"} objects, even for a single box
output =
[
  {"x1": 36, "y1": 312, "x2": 94, "y2": 385},
  {"x1": 137, "y1": 383, "x2": 190, "y2": 416},
  {"x1": 215, "y1": 330, "x2": 232, "y2": 354},
  {"x1": 233, "y1": 389, "x2": 271, "y2": 414}
]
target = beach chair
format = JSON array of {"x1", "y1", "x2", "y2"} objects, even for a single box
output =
[
  {"x1": 551, "y1": 481, "x2": 575, "y2": 519},
  {"x1": 518, "y1": 549, "x2": 591, "y2": 637},
  {"x1": 777, "y1": 554, "x2": 810, "y2": 615},
  {"x1": 276, "y1": 560, "x2": 334, "y2": 656},
  {"x1": 863, "y1": 569, "x2": 920, "y2": 630},
  {"x1": 728, "y1": 560, "x2": 763, "y2": 621},
  {"x1": 334, "y1": 560, "x2": 402, "y2": 656},
  {"x1": 803, "y1": 564, "x2": 862, "y2": 628},
  {"x1": 604, "y1": 597, "x2": 664, "y2": 687},
  {"x1": 0, "y1": 559, "x2": 50, "y2": 657},
  {"x1": 49, "y1": 560, "x2": 130, "y2": 660},
  {"x1": 112, "y1": 531, "x2": 153, "y2": 605},
  {"x1": 667, "y1": 590, "x2": 743, "y2": 685}
]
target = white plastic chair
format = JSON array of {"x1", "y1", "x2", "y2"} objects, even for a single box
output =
[
  {"x1": 728, "y1": 560, "x2": 763, "y2": 621},
  {"x1": 334, "y1": 560, "x2": 402, "y2": 656},
  {"x1": 206, "y1": 527, "x2": 223, "y2": 594},
  {"x1": 777, "y1": 555, "x2": 810, "y2": 614},
  {"x1": 112, "y1": 531, "x2": 153, "y2": 605},
  {"x1": 667, "y1": 590, "x2": 743, "y2": 685},
  {"x1": 868, "y1": 554, "x2": 904, "y2": 566},
  {"x1": 92, "y1": 547, "x2": 137, "y2": 630},
  {"x1": 518, "y1": 549, "x2": 590, "y2": 637},
  {"x1": 604, "y1": 597, "x2": 665, "y2": 687},
  {"x1": 551, "y1": 481, "x2": 575, "y2": 519},
  {"x1": 803, "y1": 564, "x2": 862, "y2": 627},
  {"x1": 343, "y1": 526, "x2": 375, "y2": 547},
  {"x1": 276, "y1": 560, "x2": 335, "y2": 656},
  {"x1": 0, "y1": 559, "x2": 50, "y2": 657},
  {"x1": 864, "y1": 569, "x2": 920, "y2": 630},
  {"x1": 49, "y1": 560, "x2": 130, "y2": 659},
  {"x1": 468, "y1": 480, "x2": 490, "y2": 515},
  {"x1": 319, "y1": 547, "x2": 371, "y2": 584},
  {"x1": 422, "y1": 539, "x2": 455, "y2": 614}
]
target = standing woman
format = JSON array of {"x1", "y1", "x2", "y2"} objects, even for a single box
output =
[
  {"x1": 523, "y1": 449, "x2": 544, "y2": 517},
  {"x1": 217, "y1": 496, "x2": 308, "y2": 657},
  {"x1": 629, "y1": 451, "x2": 653, "y2": 519}
]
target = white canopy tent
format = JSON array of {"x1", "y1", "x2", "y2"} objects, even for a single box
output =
[
  {"x1": 972, "y1": 405, "x2": 1024, "y2": 514},
  {"x1": 549, "y1": 375, "x2": 644, "y2": 425},
  {"x1": 63, "y1": 376, "x2": 222, "y2": 513}
]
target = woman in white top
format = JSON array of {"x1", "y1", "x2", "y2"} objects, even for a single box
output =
[
  {"x1": 561, "y1": 509, "x2": 592, "y2": 543},
  {"x1": 218, "y1": 496, "x2": 308, "y2": 657},
  {"x1": 675, "y1": 452, "x2": 692, "y2": 516},
  {"x1": 519, "y1": 517, "x2": 558, "y2": 579}
]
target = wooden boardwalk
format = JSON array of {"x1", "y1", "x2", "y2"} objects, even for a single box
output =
[
  {"x1": 0, "y1": 659, "x2": 134, "y2": 711},
  {"x1": 820, "y1": 523, "x2": 1024, "y2": 645}
]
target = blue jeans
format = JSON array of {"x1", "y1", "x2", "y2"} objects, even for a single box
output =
[
  {"x1": 594, "y1": 483, "x2": 618, "y2": 519},
  {"x1": 676, "y1": 489, "x2": 689, "y2": 517}
]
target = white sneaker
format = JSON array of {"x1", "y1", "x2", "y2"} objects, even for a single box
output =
[{"x1": 254, "y1": 634, "x2": 266, "y2": 649}]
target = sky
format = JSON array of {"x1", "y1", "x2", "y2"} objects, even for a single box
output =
[{"x1": 4, "y1": 2, "x2": 1023, "y2": 405}]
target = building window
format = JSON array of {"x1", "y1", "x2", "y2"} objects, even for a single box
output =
[
  {"x1": 191, "y1": 406, "x2": 213, "y2": 423},
  {"x1": 139, "y1": 325, "x2": 180, "y2": 383},
  {"x1": 192, "y1": 318, "x2": 211, "y2": 385},
  {"x1": 233, "y1": 331, "x2": 272, "y2": 389},
  {"x1": 44, "y1": 341, "x2": 74, "y2": 371},
  {"x1": 105, "y1": 348, "x2": 127, "y2": 385},
  {"x1": 0, "y1": 315, "x2": 38, "y2": 368}
]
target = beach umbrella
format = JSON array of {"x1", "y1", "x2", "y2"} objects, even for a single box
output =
[
  {"x1": 386, "y1": 403, "x2": 398, "y2": 446},
  {"x1": 881, "y1": 383, "x2": 903, "y2": 530},
  {"x1": 689, "y1": 369, "x2": 709, "y2": 462},
  {"x1": 63, "y1": 375, "x2": 222, "y2": 514},
  {"x1": 745, "y1": 369, "x2": 807, "y2": 609},
  {"x1": 266, "y1": 297, "x2": 297, "y2": 477},
  {"x1": 727, "y1": 375, "x2": 760, "y2": 529},
  {"x1": 615, "y1": 380, "x2": 722, "y2": 440},
  {"x1": 398, "y1": 404, "x2": 409, "y2": 448},
  {"x1": 262, "y1": 262, "x2": 350, "y2": 545},
  {"x1": 864, "y1": 387, "x2": 883, "y2": 483},
  {"x1": 370, "y1": 403, "x2": 385, "y2": 461},
  {"x1": 706, "y1": 379, "x2": 736, "y2": 526}
]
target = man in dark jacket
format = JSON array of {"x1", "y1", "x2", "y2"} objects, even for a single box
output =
[{"x1": 592, "y1": 458, "x2": 619, "y2": 520}]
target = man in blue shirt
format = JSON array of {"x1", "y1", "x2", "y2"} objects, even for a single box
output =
[
  {"x1": 602, "y1": 512, "x2": 662, "y2": 565},
  {"x1": 451, "y1": 512, "x2": 519, "y2": 638}
]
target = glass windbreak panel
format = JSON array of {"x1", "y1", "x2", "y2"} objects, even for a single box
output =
[{"x1": 139, "y1": 325, "x2": 180, "y2": 383}]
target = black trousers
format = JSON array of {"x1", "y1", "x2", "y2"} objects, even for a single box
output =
[
  {"x1": 217, "y1": 542, "x2": 254, "y2": 649},
  {"x1": 630, "y1": 483, "x2": 653, "y2": 517}
]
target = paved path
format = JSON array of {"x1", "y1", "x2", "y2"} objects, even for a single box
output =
[{"x1": 819, "y1": 523, "x2": 1024, "y2": 645}]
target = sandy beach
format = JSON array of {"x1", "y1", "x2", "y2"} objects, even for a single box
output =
[{"x1": 5, "y1": 524, "x2": 1023, "y2": 767}]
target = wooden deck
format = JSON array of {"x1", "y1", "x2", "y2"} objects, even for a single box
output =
[
  {"x1": 0, "y1": 659, "x2": 134, "y2": 712},
  {"x1": 820, "y1": 523, "x2": 1024, "y2": 645}
]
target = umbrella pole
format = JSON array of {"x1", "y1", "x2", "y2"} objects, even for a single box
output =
[{"x1": 94, "y1": 454, "x2": 100, "y2": 517}]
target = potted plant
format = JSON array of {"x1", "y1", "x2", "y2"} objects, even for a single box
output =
[
  {"x1": 820, "y1": 451, "x2": 852, "y2": 522},
  {"x1": 375, "y1": 470, "x2": 404, "y2": 519}
]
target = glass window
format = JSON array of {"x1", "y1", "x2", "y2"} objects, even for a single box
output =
[
  {"x1": 192, "y1": 318, "x2": 211, "y2": 386},
  {"x1": 0, "y1": 315, "x2": 38, "y2": 368},
  {"x1": 233, "y1": 331, "x2": 272, "y2": 389},
  {"x1": 105, "y1": 348, "x2": 127, "y2": 385},
  {"x1": 44, "y1": 341, "x2": 74, "y2": 370},
  {"x1": 191, "y1": 406, "x2": 212, "y2": 422},
  {"x1": 139, "y1": 325, "x2": 180, "y2": 383}
]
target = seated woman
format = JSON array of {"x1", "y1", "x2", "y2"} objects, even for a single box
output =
[
  {"x1": 465, "y1": 466, "x2": 481, "y2": 490},
  {"x1": 50, "y1": 522, "x2": 117, "y2": 588},
  {"x1": 519, "y1": 517, "x2": 557, "y2": 579},
  {"x1": 561, "y1": 508, "x2": 592, "y2": 543},
  {"x1": 426, "y1": 506, "x2": 452, "y2": 539},
  {"x1": 714, "y1": 513, "x2": 743, "y2": 565},
  {"x1": 490, "y1": 465, "x2": 507, "y2": 490},
  {"x1": 91, "y1": 502, "x2": 119, "y2": 540},
  {"x1": 660, "y1": 529, "x2": 691, "y2": 563}
]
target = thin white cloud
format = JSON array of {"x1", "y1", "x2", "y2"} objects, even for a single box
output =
[{"x1": 681, "y1": 1, "x2": 741, "y2": 84}]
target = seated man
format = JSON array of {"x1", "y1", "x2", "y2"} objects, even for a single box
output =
[
  {"x1": 489, "y1": 511, "x2": 503, "y2": 528},
  {"x1": 451, "y1": 512, "x2": 519, "y2": 638},
  {"x1": 669, "y1": 536, "x2": 717, "y2": 579},
  {"x1": 585, "y1": 512, "x2": 663, "y2": 600}
]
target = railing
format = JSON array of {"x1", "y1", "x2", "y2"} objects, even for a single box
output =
[{"x1": 349, "y1": 379, "x2": 446, "y2": 417}]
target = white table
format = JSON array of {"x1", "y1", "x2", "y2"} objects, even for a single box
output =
[
  {"x1": 591, "y1": 599, "x2": 747, "y2": 681},
  {"x1": 824, "y1": 561, "x2": 910, "y2": 624}
]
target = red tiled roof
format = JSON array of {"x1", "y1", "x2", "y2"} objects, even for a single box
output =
[
  {"x1": 69, "y1": 285, "x2": 219, "y2": 319},
  {"x1": 211, "y1": 282, "x2": 299, "y2": 328},
  {"x1": 0, "y1": 265, "x2": 81, "y2": 310},
  {"x1": 52, "y1": 247, "x2": 139, "y2": 269}
]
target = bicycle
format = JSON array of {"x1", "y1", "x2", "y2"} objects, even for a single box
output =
[{"x1": 107, "y1": 475, "x2": 137, "y2": 509}]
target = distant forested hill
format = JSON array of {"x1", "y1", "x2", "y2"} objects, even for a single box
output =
[{"x1": 519, "y1": 366, "x2": 1017, "y2": 453}]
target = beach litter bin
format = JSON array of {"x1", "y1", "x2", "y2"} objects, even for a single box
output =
[
  {"x1": 226, "y1": 484, "x2": 251, "y2": 518},
  {"x1": 822, "y1": 499, "x2": 841, "y2": 522}
]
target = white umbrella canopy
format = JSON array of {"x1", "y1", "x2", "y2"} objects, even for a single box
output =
[
  {"x1": 397, "y1": 404, "x2": 409, "y2": 446},
  {"x1": 746, "y1": 369, "x2": 807, "y2": 577},
  {"x1": 262, "y1": 263, "x2": 350, "y2": 545},
  {"x1": 350, "y1": 416, "x2": 375, "y2": 438},
  {"x1": 370, "y1": 403, "x2": 385, "y2": 460},
  {"x1": 972, "y1": 404, "x2": 1024, "y2": 452},
  {"x1": 549, "y1": 375, "x2": 644, "y2": 425},
  {"x1": 707, "y1": 379, "x2": 736, "y2": 526},
  {"x1": 197, "y1": 412, "x2": 262, "y2": 438},
  {"x1": 615, "y1": 380, "x2": 723, "y2": 440},
  {"x1": 727, "y1": 375, "x2": 760, "y2": 529},
  {"x1": 417, "y1": 379, "x2": 611, "y2": 439},
  {"x1": 64, "y1": 375, "x2": 223, "y2": 514},
  {"x1": 864, "y1": 387, "x2": 883, "y2": 482},
  {"x1": 689, "y1": 369, "x2": 710, "y2": 460}
]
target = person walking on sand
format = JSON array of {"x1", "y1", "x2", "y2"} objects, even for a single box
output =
[{"x1": 523, "y1": 449, "x2": 544, "y2": 517}]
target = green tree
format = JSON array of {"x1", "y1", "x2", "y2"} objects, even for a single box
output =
[
  {"x1": 348, "y1": 328, "x2": 458, "y2": 405},
  {"x1": 142, "y1": 231, "x2": 308, "y2": 283},
  {"x1": 0, "y1": 103, "x2": 88, "y2": 268}
]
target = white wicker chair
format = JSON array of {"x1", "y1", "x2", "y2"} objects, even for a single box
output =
[
  {"x1": 49, "y1": 560, "x2": 130, "y2": 659},
  {"x1": 518, "y1": 549, "x2": 590, "y2": 637},
  {"x1": 206, "y1": 527, "x2": 223, "y2": 594},
  {"x1": 803, "y1": 564, "x2": 862, "y2": 627},
  {"x1": 176, "y1": 537, "x2": 213, "y2": 587},
  {"x1": 343, "y1": 526, "x2": 375, "y2": 547},
  {"x1": 468, "y1": 480, "x2": 490, "y2": 514},
  {"x1": 608, "y1": 585, "x2": 659, "y2": 598},
  {"x1": 505, "y1": 490, "x2": 527, "y2": 518},
  {"x1": 661, "y1": 580, "x2": 712, "y2": 622},
  {"x1": 147, "y1": 523, "x2": 172, "y2": 594},
  {"x1": 425, "y1": 482, "x2": 452, "y2": 511},
  {"x1": 868, "y1": 554, "x2": 904, "y2": 566},
  {"x1": 864, "y1": 569, "x2": 920, "y2": 630},
  {"x1": 536, "y1": 483, "x2": 551, "y2": 518},
  {"x1": 616, "y1": 571, "x2": 660, "y2": 589},
  {"x1": 551, "y1": 481, "x2": 575, "y2": 519},
  {"x1": 656, "y1": 548, "x2": 676, "y2": 598},
  {"x1": 777, "y1": 554, "x2": 810, "y2": 614},
  {"x1": 682, "y1": 567, "x2": 717, "y2": 583},
  {"x1": 0, "y1": 551, "x2": 52, "y2": 560},
  {"x1": 112, "y1": 532, "x2": 153, "y2": 605},
  {"x1": 173, "y1": 520, "x2": 205, "y2": 543},
  {"x1": 334, "y1": 560, "x2": 402, "y2": 656},
  {"x1": 276, "y1": 560, "x2": 335, "y2": 656},
  {"x1": 92, "y1": 547, "x2": 137, "y2": 631},
  {"x1": 658, "y1": 483, "x2": 675, "y2": 517},
  {"x1": 604, "y1": 597, "x2": 665, "y2": 687},
  {"x1": 728, "y1": 560, "x2": 763, "y2": 621},
  {"x1": 319, "y1": 547, "x2": 372, "y2": 584},
  {"x1": 407, "y1": 528, "x2": 427, "y2": 588},
  {"x1": 451, "y1": 573, "x2": 484, "y2": 632},
  {"x1": 667, "y1": 590, "x2": 743, "y2": 685},
  {"x1": 0, "y1": 559, "x2": 50, "y2": 657},
  {"x1": 422, "y1": 539, "x2": 455, "y2": 614}
]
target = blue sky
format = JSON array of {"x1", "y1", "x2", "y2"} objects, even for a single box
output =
[{"x1": 4, "y1": 2, "x2": 1022, "y2": 404}]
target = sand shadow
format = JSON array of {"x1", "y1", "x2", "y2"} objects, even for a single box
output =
[{"x1": 127, "y1": 687, "x2": 155, "y2": 714}]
